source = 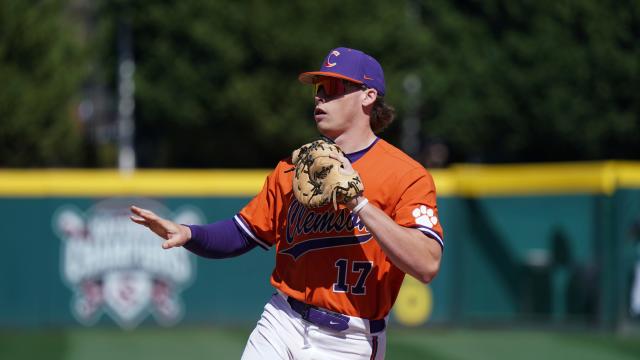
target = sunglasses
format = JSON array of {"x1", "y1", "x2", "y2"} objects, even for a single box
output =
[{"x1": 314, "y1": 78, "x2": 367, "y2": 98}]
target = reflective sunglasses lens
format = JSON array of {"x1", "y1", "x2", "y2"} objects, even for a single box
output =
[
  {"x1": 315, "y1": 78, "x2": 345, "y2": 97},
  {"x1": 329, "y1": 79, "x2": 344, "y2": 96}
]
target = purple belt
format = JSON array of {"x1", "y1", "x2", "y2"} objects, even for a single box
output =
[{"x1": 286, "y1": 296, "x2": 385, "y2": 333}]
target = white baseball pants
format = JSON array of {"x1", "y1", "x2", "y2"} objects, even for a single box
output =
[{"x1": 241, "y1": 292, "x2": 386, "y2": 360}]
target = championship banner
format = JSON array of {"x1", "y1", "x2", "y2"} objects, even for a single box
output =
[{"x1": 53, "y1": 198, "x2": 204, "y2": 329}]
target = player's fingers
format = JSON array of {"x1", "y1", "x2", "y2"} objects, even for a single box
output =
[
  {"x1": 130, "y1": 205, "x2": 146, "y2": 217},
  {"x1": 130, "y1": 205, "x2": 159, "y2": 221},
  {"x1": 162, "y1": 238, "x2": 181, "y2": 250},
  {"x1": 162, "y1": 229, "x2": 189, "y2": 249},
  {"x1": 130, "y1": 215, "x2": 148, "y2": 225}
]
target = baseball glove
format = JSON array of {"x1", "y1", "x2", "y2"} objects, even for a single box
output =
[{"x1": 290, "y1": 138, "x2": 364, "y2": 210}]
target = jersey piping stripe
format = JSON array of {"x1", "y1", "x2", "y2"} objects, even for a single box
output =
[
  {"x1": 413, "y1": 226, "x2": 444, "y2": 248},
  {"x1": 233, "y1": 214, "x2": 270, "y2": 249},
  {"x1": 370, "y1": 335, "x2": 379, "y2": 360},
  {"x1": 280, "y1": 233, "x2": 373, "y2": 260}
]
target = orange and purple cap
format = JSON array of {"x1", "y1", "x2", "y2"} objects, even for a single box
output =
[{"x1": 298, "y1": 47, "x2": 386, "y2": 96}]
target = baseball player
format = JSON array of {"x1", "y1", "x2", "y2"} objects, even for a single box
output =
[{"x1": 130, "y1": 47, "x2": 443, "y2": 359}]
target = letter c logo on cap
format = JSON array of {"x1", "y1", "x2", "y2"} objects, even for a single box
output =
[{"x1": 325, "y1": 50, "x2": 340, "y2": 68}]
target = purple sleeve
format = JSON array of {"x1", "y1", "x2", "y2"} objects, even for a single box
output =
[{"x1": 183, "y1": 219, "x2": 258, "y2": 258}]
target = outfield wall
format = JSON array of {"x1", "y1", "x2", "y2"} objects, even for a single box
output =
[{"x1": 1, "y1": 162, "x2": 639, "y2": 330}]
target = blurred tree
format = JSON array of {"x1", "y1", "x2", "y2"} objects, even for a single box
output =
[
  {"x1": 0, "y1": 0, "x2": 86, "y2": 166},
  {"x1": 416, "y1": 0, "x2": 640, "y2": 163},
  {"x1": 15, "y1": 0, "x2": 632, "y2": 168}
]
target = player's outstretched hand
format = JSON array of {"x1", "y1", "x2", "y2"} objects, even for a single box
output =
[{"x1": 129, "y1": 205, "x2": 191, "y2": 249}]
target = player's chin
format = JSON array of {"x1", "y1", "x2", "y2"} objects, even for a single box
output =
[{"x1": 316, "y1": 125, "x2": 338, "y2": 139}]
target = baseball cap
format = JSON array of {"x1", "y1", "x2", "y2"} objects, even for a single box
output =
[{"x1": 299, "y1": 47, "x2": 386, "y2": 96}]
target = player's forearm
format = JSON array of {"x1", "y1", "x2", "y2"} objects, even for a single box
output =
[
  {"x1": 185, "y1": 219, "x2": 257, "y2": 258},
  {"x1": 351, "y1": 201, "x2": 442, "y2": 283}
]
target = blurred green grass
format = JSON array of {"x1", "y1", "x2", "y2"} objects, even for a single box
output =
[{"x1": 1, "y1": 326, "x2": 640, "y2": 360}]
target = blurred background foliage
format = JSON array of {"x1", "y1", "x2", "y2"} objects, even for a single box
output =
[
  {"x1": 0, "y1": 0, "x2": 638, "y2": 168},
  {"x1": 0, "y1": 0, "x2": 86, "y2": 166}
]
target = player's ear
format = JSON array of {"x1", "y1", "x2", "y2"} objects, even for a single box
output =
[{"x1": 361, "y1": 88, "x2": 377, "y2": 107}]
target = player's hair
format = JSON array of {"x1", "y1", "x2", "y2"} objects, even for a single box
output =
[{"x1": 370, "y1": 97, "x2": 395, "y2": 134}]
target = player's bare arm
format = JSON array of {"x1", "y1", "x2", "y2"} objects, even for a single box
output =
[
  {"x1": 348, "y1": 196, "x2": 442, "y2": 283},
  {"x1": 130, "y1": 205, "x2": 192, "y2": 249}
]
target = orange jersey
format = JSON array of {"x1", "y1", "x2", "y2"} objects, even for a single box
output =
[{"x1": 236, "y1": 139, "x2": 444, "y2": 320}]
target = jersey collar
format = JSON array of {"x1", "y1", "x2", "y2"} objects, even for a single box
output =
[{"x1": 345, "y1": 137, "x2": 379, "y2": 164}]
